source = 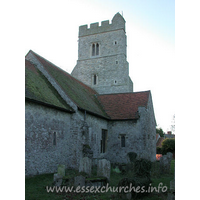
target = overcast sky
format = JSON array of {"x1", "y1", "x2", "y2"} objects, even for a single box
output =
[{"x1": 24, "y1": 0, "x2": 175, "y2": 132}]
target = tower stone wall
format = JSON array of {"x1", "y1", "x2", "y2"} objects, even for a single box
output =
[{"x1": 71, "y1": 13, "x2": 133, "y2": 94}]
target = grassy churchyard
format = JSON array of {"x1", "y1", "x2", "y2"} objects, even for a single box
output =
[{"x1": 25, "y1": 160, "x2": 175, "y2": 200}]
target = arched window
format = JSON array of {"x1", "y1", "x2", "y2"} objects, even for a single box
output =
[
  {"x1": 96, "y1": 43, "x2": 99, "y2": 55},
  {"x1": 92, "y1": 44, "x2": 95, "y2": 56},
  {"x1": 91, "y1": 43, "x2": 100, "y2": 57}
]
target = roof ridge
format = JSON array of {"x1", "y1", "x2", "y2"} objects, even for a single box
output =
[
  {"x1": 97, "y1": 90, "x2": 150, "y2": 96},
  {"x1": 28, "y1": 50, "x2": 99, "y2": 95},
  {"x1": 28, "y1": 50, "x2": 71, "y2": 75}
]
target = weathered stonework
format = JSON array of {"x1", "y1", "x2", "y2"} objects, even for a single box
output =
[
  {"x1": 95, "y1": 95, "x2": 156, "y2": 163},
  {"x1": 25, "y1": 13, "x2": 157, "y2": 176},
  {"x1": 25, "y1": 102, "x2": 83, "y2": 176},
  {"x1": 72, "y1": 13, "x2": 133, "y2": 94}
]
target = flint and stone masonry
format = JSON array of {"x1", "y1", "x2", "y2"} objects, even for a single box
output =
[
  {"x1": 25, "y1": 13, "x2": 156, "y2": 176},
  {"x1": 72, "y1": 13, "x2": 133, "y2": 94}
]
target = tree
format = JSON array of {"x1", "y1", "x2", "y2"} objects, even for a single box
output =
[
  {"x1": 161, "y1": 138, "x2": 175, "y2": 154},
  {"x1": 156, "y1": 127, "x2": 164, "y2": 137}
]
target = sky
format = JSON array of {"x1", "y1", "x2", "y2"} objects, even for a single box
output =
[{"x1": 24, "y1": 0, "x2": 175, "y2": 133}]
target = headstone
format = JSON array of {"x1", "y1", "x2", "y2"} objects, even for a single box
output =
[
  {"x1": 168, "y1": 179, "x2": 175, "y2": 200},
  {"x1": 160, "y1": 152, "x2": 173, "y2": 174},
  {"x1": 166, "y1": 152, "x2": 173, "y2": 160},
  {"x1": 57, "y1": 164, "x2": 65, "y2": 176},
  {"x1": 74, "y1": 175, "x2": 85, "y2": 187},
  {"x1": 97, "y1": 159, "x2": 111, "y2": 181},
  {"x1": 79, "y1": 157, "x2": 92, "y2": 176},
  {"x1": 53, "y1": 173, "x2": 63, "y2": 186}
]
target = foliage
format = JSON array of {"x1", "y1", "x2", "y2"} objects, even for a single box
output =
[
  {"x1": 156, "y1": 146, "x2": 162, "y2": 154},
  {"x1": 127, "y1": 152, "x2": 137, "y2": 162},
  {"x1": 161, "y1": 138, "x2": 175, "y2": 154},
  {"x1": 156, "y1": 127, "x2": 164, "y2": 137},
  {"x1": 134, "y1": 159, "x2": 152, "y2": 178}
]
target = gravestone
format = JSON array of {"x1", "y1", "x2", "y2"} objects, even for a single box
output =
[
  {"x1": 79, "y1": 157, "x2": 92, "y2": 176},
  {"x1": 97, "y1": 159, "x2": 111, "y2": 181},
  {"x1": 57, "y1": 164, "x2": 65, "y2": 176},
  {"x1": 160, "y1": 152, "x2": 173, "y2": 174},
  {"x1": 53, "y1": 173, "x2": 63, "y2": 186},
  {"x1": 74, "y1": 175, "x2": 85, "y2": 187}
]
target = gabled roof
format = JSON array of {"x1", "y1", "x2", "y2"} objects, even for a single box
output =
[
  {"x1": 97, "y1": 91, "x2": 150, "y2": 120},
  {"x1": 26, "y1": 50, "x2": 108, "y2": 119},
  {"x1": 25, "y1": 59, "x2": 74, "y2": 112},
  {"x1": 25, "y1": 50, "x2": 152, "y2": 121}
]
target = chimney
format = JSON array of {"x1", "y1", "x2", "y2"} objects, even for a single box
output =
[{"x1": 167, "y1": 131, "x2": 172, "y2": 135}]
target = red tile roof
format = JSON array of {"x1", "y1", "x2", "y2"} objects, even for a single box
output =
[
  {"x1": 97, "y1": 91, "x2": 150, "y2": 120},
  {"x1": 26, "y1": 50, "x2": 152, "y2": 121}
]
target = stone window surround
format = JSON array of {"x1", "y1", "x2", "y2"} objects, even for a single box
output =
[{"x1": 90, "y1": 42, "x2": 101, "y2": 57}]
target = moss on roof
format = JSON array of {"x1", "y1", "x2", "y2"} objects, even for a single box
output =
[
  {"x1": 25, "y1": 59, "x2": 73, "y2": 112},
  {"x1": 30, "y1": 52, "x2": 108, "y2": 118}
]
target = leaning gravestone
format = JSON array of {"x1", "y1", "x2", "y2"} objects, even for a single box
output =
[
  {"x1": 79, "y1": 157, "x2": 92, "y2": 176},
  {"x1": 97, "y1": 159, "x2": 111, "y2": 181},
  {"x1": 57, "y1": 164, "x2": 65, "y2": 176}
]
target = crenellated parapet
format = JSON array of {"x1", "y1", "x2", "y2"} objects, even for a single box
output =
[{"x1": 79, "y1": 13, "x2": 125, "y2": 37}]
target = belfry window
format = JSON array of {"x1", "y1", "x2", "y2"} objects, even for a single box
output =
[
  {"x1": 96, "y1": 43, "x2": 99, "y2": 55},
  {"x1": 91, "y1": 43, "x2": 100, "y2": 57},
  {"x1": 92, "y1": 44, "x2": 95, "y2": 56}
]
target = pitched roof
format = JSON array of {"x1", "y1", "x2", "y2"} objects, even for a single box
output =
[
  {"x1": 25, "y1": 59, "x2": 74, "y2": 112},
  {"x1": 25, "y1": 50, "x2": 151, "y2": 120},
  {"x1": 97, "y1": 91, "x2": 150, "y2": 120},
  {"x1": 27, "y1": 50, "x2": 108, "y2": 119}
]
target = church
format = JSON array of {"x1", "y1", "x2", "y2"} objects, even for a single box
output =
[{"x1": 25, "y1": 13, "x2": 156, "y2": 176}]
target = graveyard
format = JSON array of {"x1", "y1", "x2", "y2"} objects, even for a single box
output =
[{"x1": 25, "y1": 155, "x2": 175, "y2": 200}]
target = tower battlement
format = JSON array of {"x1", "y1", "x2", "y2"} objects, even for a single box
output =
[
  {"x1": 72, "y1": 12, "x2": 133, "y2": 94},
  {"x1": 79, "y1": 13, "x2": 125, "y2": 37}
]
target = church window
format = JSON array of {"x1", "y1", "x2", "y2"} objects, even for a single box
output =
[
  {"x1": 53, "y1": 132, "x2": 57, "y2": 145},
  {"x1": 93, "y1": 74, "x2": 98, "y2": 85},
  {"x1": 116, "y1": 61, "x2": 118, "y2": 64},
  {"x1": 121, "y1": 135, "x2": 125, "y2": 147},
  {"x1": 101, "y1": 129, "x2": 108, "y2": 153},
  {"x1": 96, "y1": 43, "x2": 99, "y2": 55},
  {"x1": 91, "y1": 43, "x2": 100, "y2": 57},
  {"x1": 94, "y1": 74, "x2": 97, "y2": 85},
  {"x1": 92, "y1": 44, "x2": 95, "y2": 56}
]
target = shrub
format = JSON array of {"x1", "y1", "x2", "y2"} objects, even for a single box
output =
[
  {"x1": 156, "y1": 146, "x2": 162, "y2": 154},
  {"x1": 127, "y1": 152, "x2": 137, "y2": 162},
  {"x1": 161, "y1": 138, "x2": 175, "y2": 154},
  {"x1": 134, "y1": 159, "x2": 152, "y2": 178}
]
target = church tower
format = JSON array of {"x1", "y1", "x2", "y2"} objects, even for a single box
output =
[{"x1": 71, "y1": 13, "x2": 133, "y2": 94}]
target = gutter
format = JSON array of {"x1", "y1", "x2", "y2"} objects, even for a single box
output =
[
  {"x1": 78, "y1": 107, "x2": 139, "y2": 122},
  {"x1": 25, "y1": 97, "x2": 75, "y2": 114}
]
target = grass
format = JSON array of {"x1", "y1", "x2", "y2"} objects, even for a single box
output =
[{"x1": 25, "y1": 160, "x2": 175, "y2": 200}]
